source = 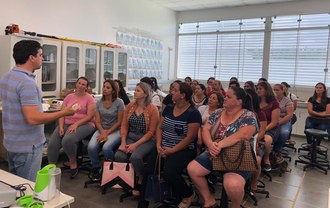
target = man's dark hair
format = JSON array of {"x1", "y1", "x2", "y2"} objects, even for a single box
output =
[{"x1": 13, "y1": 40, "x2": 42, "y2": 65}]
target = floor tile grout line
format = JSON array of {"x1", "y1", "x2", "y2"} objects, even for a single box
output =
[{"x1": 291, "y1": 171, "x2": 306, "y2": 208}]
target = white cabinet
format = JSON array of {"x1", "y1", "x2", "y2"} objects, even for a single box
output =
[
  {"x1": 62, "y1": 42, "x2": 100, "y2": 93},
  {"x1": 292, "y1": 107, "x2": 309, "y2": 136},
  {"x1": 0, "y1": 35, "x2": 43, "y2": 93},
  {"x1": 41, "y1": 39, "x2": 61, "y2": 97},
  {"x1": 99, "y1": 47, "x2": 128, "y2": 90}
]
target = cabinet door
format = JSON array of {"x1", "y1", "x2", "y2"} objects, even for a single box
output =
[
  {"x1": 84, "y1": 45, "x2": 99, "y2": 93},
  {"x1": 101, "y1": 48, "x2": 115, "y2": 83},
  {"x1": 62, "y1": 42, "x2": 82, "y2": 89},
  {"x1": 41, "y1": 39, "x2": 61, "y2": 97},
  {"x1": 294, "y1": 107, "x2": 309, "y2": 136},
  {"x1": 117, "y1": 51, "x2": 128, "y2": 90}
]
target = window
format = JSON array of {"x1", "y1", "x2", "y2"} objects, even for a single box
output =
[
  {"x1": 178, "y1": 18, "x2": 265, "y2": 82},
  {"x1": 268, "y1": 14, "x2": 330, "y2": 86},
  {"x1": 177, "y1": 13, "x2": 330, "y2": 86}
]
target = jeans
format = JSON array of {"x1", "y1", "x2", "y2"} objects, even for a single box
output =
[
  {"x1": 305, "y1": 117, "x2": 330, "y2": 145},
  {"x1": 7, "y1": 142, "x2": 44, "y2": 182},
  {"x1": 274, "y1": 122, "x2": 292, "y2": 152},
  {"x1": 87, "y1": 130, "x2": 121, "y2": 168}
]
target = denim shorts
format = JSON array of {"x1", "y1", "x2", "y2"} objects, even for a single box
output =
[
  {"x1": 265, "y1": 128, "x2": 279, "y2": 142},
  {"x1": 194, "y1": 151, "x2": 251, "y2": 181}
]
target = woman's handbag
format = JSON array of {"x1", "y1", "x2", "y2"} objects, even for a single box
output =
[
  {"x1": 212, "y1": 139, "x2": 258, "y2": 171},
  {"x1": 144, "y1": 154, "x2": 173, "y2": 203},
  {"x1": 210, "y1": 109, "x2": 258, "y2": 172},
  {"x1": 101, "y1": 161, "x2": 135, "y2": 190}
]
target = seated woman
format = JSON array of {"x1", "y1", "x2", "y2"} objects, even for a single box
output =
[
  {"x1": 257, "y1": 81, "x2": 280, "y2": 171},
  {"x1": 191, "y1": 79, "x2": 199, "y2": 92},
  {"x1": 192, "y1": 83, "x2": 208, "y2": 109},
  {"x1": 245, "y1": 89, "x2": 267, "y2": 192},
  {"x1": 162, "y1": 80, "x2": 182, "y2": 111},
  {"x1": 140, "y1": 77, "x2": 162, "y2": 110},
  {"x1": 87, "y1": 80, "x2": 125, "y2": 181},
  {"x1": 187, "y1": 87, "x2": 258, "y2": 208},
  {"x1": 156, "y1": 82, "x2": 201, "y2": 208},
  {"x1": 197, "y1": 91, "x2": 224, "y2": 149},
  {"x1": 273, "y1": 84, "x2": 293, "y2": 152},
  {"x1": 114, "y1": 82, "x2": 159, "y2": 196},
  {"x1": 150, "y1": 77, "x2": 167, "y2": 100},
  {"x1": 281, "y1": 82, "x2": 298, "y2": 124},
  {"x1": 305, "y1": 82, "x2": 330, "y2": 146},
  {"x1": 114, "y1": 79, "x2": 130, "y2": 105},
  {"x1": 212, "y1": 80, "x2": 226, "y2": 97},
  {"x1": 48, "y1": 77, "x2": 96, "y2": 179},
  {"x1": 206, "y1": 77, "x2": 215, "y2": 97},
  {"x1": 244, "y1": 81, "x2": 256, "y2": 92}
]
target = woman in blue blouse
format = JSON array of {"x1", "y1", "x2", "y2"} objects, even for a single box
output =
[{"x1": 157, "y1": 82, "x2": 202, "y2": 208}]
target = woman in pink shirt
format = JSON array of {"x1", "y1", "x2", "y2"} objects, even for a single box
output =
[{"x1": 48, "y1": 77, "x2": 96, "y2": 179}]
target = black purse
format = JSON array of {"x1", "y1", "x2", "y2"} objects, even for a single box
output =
[{"x1": 144, "y1": 154, "x2": 173, "y2": 203}]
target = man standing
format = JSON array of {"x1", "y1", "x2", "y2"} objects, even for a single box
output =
[{"x1": 0, "y1": 40, "x2": 78, "y2": 181}]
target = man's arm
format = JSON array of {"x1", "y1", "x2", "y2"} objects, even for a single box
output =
[{"x1": 22, "y1": 103, "x2": 77, "y2": 125}]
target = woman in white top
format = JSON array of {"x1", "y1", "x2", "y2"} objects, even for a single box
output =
[
  {"x1": 281, "y1": 82, "x2": 297, "y2": 144},
  {"x1": 192, "y1": 84, "x2": 208, "y2": 109},
  {"x1": 273, "y1": 84, "x2": 293, "y2": 152},
  {"x1": 197, "y1": 91, "x2": 224, "y2": 149}
]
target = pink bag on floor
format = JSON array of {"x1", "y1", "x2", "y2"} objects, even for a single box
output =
[{"x1": 101, "y1": 161, "x2": 135, "y2": 189}]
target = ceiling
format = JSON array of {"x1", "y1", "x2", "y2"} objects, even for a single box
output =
[{"x1": 148, "y1": 0, "x2": 301, "y2": 11}]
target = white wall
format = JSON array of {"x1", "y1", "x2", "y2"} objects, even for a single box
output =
[
  {"x1": 0, "y1": 0, "x2": 177, "y2": 80},
  {"x1": 176, "y1": 0, "x2": 330, "y2": 101}
]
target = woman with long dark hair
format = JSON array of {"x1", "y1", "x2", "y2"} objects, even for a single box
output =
[
  {"x1": 187, "y1": 87, "x2": 258, "y2": 208},
  {"x1": 87, "y1": 80, "x2": 125, "y2": 181},
  {"x1": 157, "y1": 82, "x2": 201, "y2": 208},
  {"x1": 192, "y1": 84, "x2": 208, "y2": 109},
  {"x1": 114, "y1": 79, "x2": 130, "y2": 105},
  {"x1": 305, "y1": 82, "x2": 330, "y2": 146},
  {"x1": 256, "y1": 82, "x2": 280, "y2": 171}
]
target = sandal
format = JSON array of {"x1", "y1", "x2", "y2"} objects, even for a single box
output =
[
  {"x1": 178, "y1": 192, "x2": 198, "y2": 208},
  {"x1": 204, "y1": 202, "x2": 220, "y2": 208},
  {"x1": 132, "y1": 183, "x2": 141, "y2": 197},
  {"x1": 132, "y1": 189, "x2": 141, "y2": 197}
]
